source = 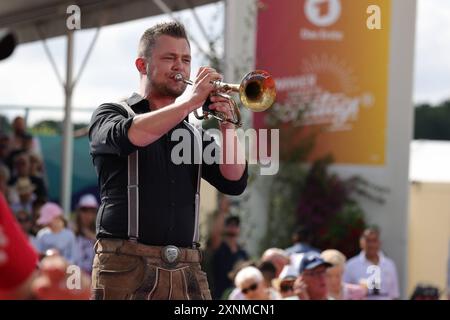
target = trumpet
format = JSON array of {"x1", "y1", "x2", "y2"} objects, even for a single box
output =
[{"x1": 175, "y1": 70, "x2": 276, "y2": 127}]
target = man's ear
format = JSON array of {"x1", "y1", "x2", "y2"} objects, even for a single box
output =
[{"x1": 135, "y1": 57, "x2": 147, "y2": 75}]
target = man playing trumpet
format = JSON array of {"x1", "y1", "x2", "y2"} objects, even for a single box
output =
[{"x1": 88, "y1": 21, "x2": 247, "y2": 300}]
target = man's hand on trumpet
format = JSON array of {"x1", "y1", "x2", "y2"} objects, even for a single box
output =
[
  {"x1": 188, "y1": 66, "x2": 222, "y2": 108},
  {"x1": 208, "y1": 94, "x2": 237, "y2": 128}
]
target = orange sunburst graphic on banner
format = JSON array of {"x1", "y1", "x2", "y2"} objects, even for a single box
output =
[{"x1": 254, "y1": 0, "x2": 391, "y2": 165}]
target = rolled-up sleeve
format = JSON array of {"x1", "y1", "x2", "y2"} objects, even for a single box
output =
[
  {"x1": 201, "y1": 131, "x2": 248, "y2": 196},
  {"x1": 88, "y1": 103, "x2": 137, "y2": 157}
]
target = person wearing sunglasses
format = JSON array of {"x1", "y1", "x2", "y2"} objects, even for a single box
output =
[
  {"x1": 234, "y1": 266, "x2": 279, "y2": 300},
  {"x1": 294, "y1": 252, "x2": 333, "y2": 300},
  {"x1": 272, "y1": 264, "x2": 298, "y2": 299}
]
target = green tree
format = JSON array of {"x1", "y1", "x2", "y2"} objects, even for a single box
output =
[
  {"x1": 31, "y1": 120, "x2": 61, "y2": 135},
  {"x1": 414, "y1": 100, "x2": 450, "y2": 140},
  {"x1": 31, "y1": 120, "x2": 88, "y2": 136}
]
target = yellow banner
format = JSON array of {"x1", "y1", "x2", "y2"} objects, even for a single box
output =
[{"x1": 254, "y1": 0, "x2": 391, "y2": 165}]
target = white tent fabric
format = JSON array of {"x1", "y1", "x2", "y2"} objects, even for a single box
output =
[{"x1": 0, "y1": 0, "x2": 218, "y2": 43}]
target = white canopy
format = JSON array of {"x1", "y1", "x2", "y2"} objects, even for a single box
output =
[{"x1": 0, "y1": 0, "x2": 218, "y2": 43}]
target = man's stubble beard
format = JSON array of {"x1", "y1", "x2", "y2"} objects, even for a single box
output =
[{"x1": 146, "y1": 70, "x2": 186, "y2": 98}]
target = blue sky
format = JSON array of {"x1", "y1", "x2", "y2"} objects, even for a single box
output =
[{"x1": 0, "y1": 0, "x2": 449, "y2": 125}]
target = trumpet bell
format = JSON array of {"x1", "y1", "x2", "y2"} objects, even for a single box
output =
[
  {"x1": 174, "y1": 69, "x2": 276, "y2": 126},
  {"x1": 239, "y1": 70, "x2": 276, "y2": 112}
]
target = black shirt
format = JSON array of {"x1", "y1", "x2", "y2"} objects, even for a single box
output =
[
  {"x1": 88, "y1": 93, "x2": 248, "y2": 247},
  {"x1": 212, "y1": 242, "x2": 249, "y2": 299}
]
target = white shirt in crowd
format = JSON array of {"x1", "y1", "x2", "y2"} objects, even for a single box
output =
[{"x1": 343, "y1": 251, "x2": 400, "y2": 300}]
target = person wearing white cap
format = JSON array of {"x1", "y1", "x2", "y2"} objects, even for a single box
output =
[
  {"x1": 35, "y1": 202, "x2": 77, "y2": 264},
  {"x1": 73, "y1": 194, "x2": 99, "y2": 275},
  {"x1": 77, "y1": 194, "x2": 99, "y2": 210},
  {"x1": 273, "y1": 264, "x2": 299, "y2": 299}
]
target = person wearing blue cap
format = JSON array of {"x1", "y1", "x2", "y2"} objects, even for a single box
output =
[{"x1": 294, "y1": 252, "x2": 333, "y2": 300}]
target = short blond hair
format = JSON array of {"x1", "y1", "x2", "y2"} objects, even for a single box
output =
[
  {"x1": 234, "y1": 266, "x2": 263, "y2": 289},
  {"x1": 138, "y1": 21, "x2": 189, "y2": 58},
  {"x1": 321, "y1": 249, "x2": 346, "y2": 267},
  {"x1": 262, "y1": 248, "x2": 290, "y2": 262}
]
